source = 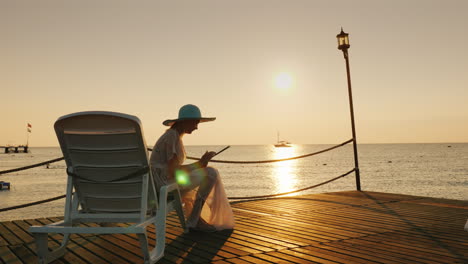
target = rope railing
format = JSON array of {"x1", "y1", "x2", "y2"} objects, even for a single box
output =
[
  {"x1": 0, "y1": 139, "x2": 353, "y2": 176},
  {"x1": 0, "y1": 157, "x2": 65, "y2": 175},
  {"x1": 186, "y1": 139, "x2": 353, "y2": 164},
  {"x1": 0, "y1": 194, "x2": 66, "y2": 213},
  {"x1": 0, "y1": 139, "x2": 355, "y2": 212},
  {"x1": 227, "y1": 168, "x2": 355, "y2": 200},
  {"x1": 0, "y1": 169, "x2": 355, "y2": 212}
]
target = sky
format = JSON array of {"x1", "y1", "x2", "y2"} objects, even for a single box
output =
[{"x1": 1, "y1": 0, "x2": 467, "y2": 146}]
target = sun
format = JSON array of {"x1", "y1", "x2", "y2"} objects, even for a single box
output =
[{"x1": 274, "y1": 73, "x2": 293, "y2": 89}]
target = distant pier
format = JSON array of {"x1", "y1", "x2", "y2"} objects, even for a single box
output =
[{"x1": 1, "y1": 145, "x2": 29, "y2": 153}]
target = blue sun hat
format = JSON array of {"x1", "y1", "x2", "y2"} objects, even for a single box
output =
[{"x1": 163, "y1": 104, "x2": 216, "y2": 126}]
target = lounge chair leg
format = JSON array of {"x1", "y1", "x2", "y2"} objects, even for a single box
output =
[
  {"x1": 33, "y1": 233, "x2": 49, "y2": 264},
  {"x1": 60, "y1": 233, "x2": 70, "y2": 248},
  {"x1": 137, "y1": 233, "x2": 152, "y2": 264},
  {"x1": 48, "y1": 247, "x2": 67, "y2": 264},
  {"x1": 33, "y1": 232, "x2": 68, "y2": 264},
  {"x1": 173, "y1": 193, "x2": 188, "y2": 233},
  {"x1": 148, "y1": 212, "x2": 167, "y2": 263},
  {"x1": 51, "y1": 233, "x2": 69, "y2": 260}
]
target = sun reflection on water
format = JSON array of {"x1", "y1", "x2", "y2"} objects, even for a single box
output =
[{"x1": 272, "y1": 146, "x2": 298, "y2": 196}]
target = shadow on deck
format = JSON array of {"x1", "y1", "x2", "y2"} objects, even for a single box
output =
[{"x1": 1, "y1": 191, "x2": 467, "y2": 263}]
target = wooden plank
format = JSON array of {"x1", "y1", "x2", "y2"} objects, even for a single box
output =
[
  {"x1": 0, "y1": 234, "x2": 9, "y2": 247},
  {"x1": 86, "y1": 234, "x2": 144, "y2": 264},
  {"x1": 221, "y1": 258, "x2": 253, "y2": 264},
  {"x1": 266, "y1": 249, "x2": 330, "y2": 263},
  {"x1": 240, "y1": 215, "x2": 359, "y2": 241},
  {"x1": 269, "y1": 249, "x2": 343, "y2": 264},
  {"x1": 70, "y1": 235, "x2": 129, "y2": 263},
  {"x1": 167, "y1": 218, "x2": 274, "y2": 260},
  {"x1": 357, "y1": 234, "x2": 468, "y2": 261},
  {"x1": 228, "y1": 229, "x2": 301, "y2": 249},
  {"x1": 248, "y1": 252, "x2": 297, "y2": 264},
  {"x1": 166, "y1": 223, "x2": 278, "y2": 256},
  {"x1": 341, "y1": 237, "x2": 464, "y2": 264},
  {"x1": 43, "y1": 219, "x2": 152, "y2": 263},
  {"x1": 377, "y1": 230, "x2": 468, "y2": 251},
  {"x1": 162, "y1": 229, "x2": 231, "y2": 261},
  {"x1": 234, "y1": 219, "x2": 322, "y2": 245},
  {"x1": 7, "y1": 244, "x2": 36, "y2": 264},
  {"x1": 269, "y1": 213, "x2": 377, "y2": 236},
  {"x1": 0, "y1": 222, "x2": 22, "y2": 246},
  {"x1": 3, "y1": 221, "x2": 34, "y2": 245},
  {"x1": 393, "y1": 229, "x2": 468, "y2": 245},
  {"x1": 0, "y1": 245, "x2": 23, "y2": 264},
  {"x1": 322, "y1": 241, "x2": 438, "y2": 264},
  {"x1": 211, "y1": 260, "x2": 234, "y2": 264},
  {"x1": 221, "y1": 230, "x2": 297, "y2": 251},
  {"x1": 341, "y1": 203, "x2": 466, "y2": 224},
  {"x1": 103, "y1": 228, "x2": 200, "y2": 263},
  {"x1": 288, "y1": 246, "x2": 370, "y2": 264},
  {"x1": 238, "y1": 255, "x2": 277, "y2": 264}
]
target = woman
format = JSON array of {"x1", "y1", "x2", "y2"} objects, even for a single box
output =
[{"x1": 150, "y1": 104, "x2": 234, "y2": 232}]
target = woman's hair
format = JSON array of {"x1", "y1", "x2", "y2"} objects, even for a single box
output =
[
  {"x1": 170, "y1": 121, "x2": 182, "y2": 130},
  {"x1": 170, "y1": 119, "x2": 199, "y2": 130}
]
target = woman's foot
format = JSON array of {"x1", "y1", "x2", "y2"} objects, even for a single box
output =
[{"x1": 190, "y1": 218, "x2": 217, "y2": 233}]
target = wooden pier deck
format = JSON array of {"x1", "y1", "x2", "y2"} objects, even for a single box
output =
[{"x1": 1, "y1": 191, "x2": 467, "y2": 263}]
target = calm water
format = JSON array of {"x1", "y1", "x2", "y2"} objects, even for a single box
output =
[{"x1": 1, "y1": 143, "x2": 467, "y2": 221}]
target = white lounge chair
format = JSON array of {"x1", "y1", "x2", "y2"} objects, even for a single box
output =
[{"x1": 29, "y1": 111, "x2": 186, "y2": 264}]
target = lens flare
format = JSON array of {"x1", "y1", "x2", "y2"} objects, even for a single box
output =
[{"x1": 175, "y1": 170, "x2": 190, "y2": 186}]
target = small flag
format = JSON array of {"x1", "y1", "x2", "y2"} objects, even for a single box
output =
[
  {"x1": 27, "y1": 123, "x2": 32, "y2": 133},
  {"x1": 27, "y1": 128, "x2": 32, "y2": 133},
  {"x1": 28, "y1": 123, "x2": 32, "y2": 128}
]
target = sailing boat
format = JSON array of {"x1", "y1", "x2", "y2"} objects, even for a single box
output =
[{"x1": 274, "y1": 131, "x2": 292, "y2": 147}]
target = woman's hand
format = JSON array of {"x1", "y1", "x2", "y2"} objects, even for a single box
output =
[{"x1": 200, "y1": 151, "x2": 216, "y2": 167}]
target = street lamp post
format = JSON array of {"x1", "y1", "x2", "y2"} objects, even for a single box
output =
[{"x1": 337, "y1": 28, "x2": 361, "y2": 191}]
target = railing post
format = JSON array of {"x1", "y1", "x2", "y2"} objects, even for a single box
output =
[
  {"x1": 337, "y1": 28, "x2": 361, "y2": 191},
  {"x1": 343, "y1": 50, "x2": 361, "y2": 191}
]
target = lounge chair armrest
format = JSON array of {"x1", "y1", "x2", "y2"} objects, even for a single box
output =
[
  {"x1": 160, "y1": 182, "x2": 179, "y2": 193},
  {"x1": 158, "y1": 183, "x2": 182, "y2": 213},
  {"x1": 160, "y1": 182, "x2": 180, "y2": 200}
]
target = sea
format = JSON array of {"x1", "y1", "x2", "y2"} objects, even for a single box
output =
[{"x1": 1, "y1": 143, "x2": 467, "y2": 221}]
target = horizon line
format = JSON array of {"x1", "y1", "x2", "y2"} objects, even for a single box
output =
[{"x1": 12, "y1": 141, "x2": 468, "y2": 148}]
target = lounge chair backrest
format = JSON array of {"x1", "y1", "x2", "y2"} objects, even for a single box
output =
[
  {"x1": 54, "y1": 111, "x2": 154, "y2": 215},
  {"x1": 30, "y1": 111, "x2": 186, "y2": 264}
]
